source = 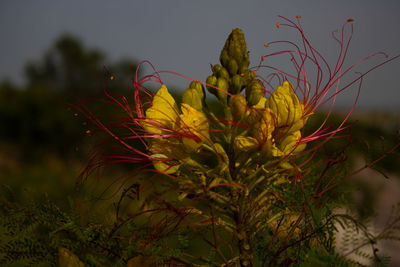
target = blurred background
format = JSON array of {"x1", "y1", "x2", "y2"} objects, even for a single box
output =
[{"x1": 0, "y1": 0, "x2": 399, "y2": 265}]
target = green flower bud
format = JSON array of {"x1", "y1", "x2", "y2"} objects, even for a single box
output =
[
  {"x1": 230, "y1": 74, "x2": 243, "y2": 94},
  {"x1": 220, "y1": 49, "x2": 230, "y2": 68},
  {"x1": 182, "y1": 87, "x2": 203, "y2": 111},
  {"x1": 189, "y1": 81, "x2": 205, "y2": 99},
  {"x1": 229, "y1": 94, "x2": 247, "y2": 120},
  {"x1": 218, "y1": 67, "x2": 230, "y2": 80},
  {"x1": 227, "y1": 29, "x2": 247, "y2": 65},
  {"x1": 246, "y1": 79, "x2": 263, "y2": 106},
  {"x1": 241, "y1": 70, "x2": 256, "y2": 88},
  {"x1": 212, "y1": 64, "x2": 222, "y2": 76},
  {"x1": 228, "y1": 58, "x2": 239, "y2": 76},
  {"x1": 220, "y1": 28, "x2": 248, "y2": 69},
  {"x1": 229, "y1": 44, "x2": 242, "y2": 65},
  {"x1": 206, "y1": 75, "x2": 218, "y2": 95},
  {"x1": 216, "y1": 77, "x2": 229, "y2": 104},
  {"x1": 239, "y1": 52, "x2": 250, "y2": 74}
]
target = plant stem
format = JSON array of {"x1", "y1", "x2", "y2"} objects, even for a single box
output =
[{"x1": 235, "y1": 207, "x2": 253, "y2": 266}]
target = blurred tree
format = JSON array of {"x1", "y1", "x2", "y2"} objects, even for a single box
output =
[{"x1": 0, "y1": 34, "x2": 139, "y2": 163}]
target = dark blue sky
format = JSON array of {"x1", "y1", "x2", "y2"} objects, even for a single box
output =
[{"x1": 1, "y1": 0, "x2": 399, "y2": 109}]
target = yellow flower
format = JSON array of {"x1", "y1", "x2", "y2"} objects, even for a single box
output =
[
  {"x1": 149, "y1": 139, "x2": 187, "y2": 174},
  {"x1": 143, "y1": 85, "x2": 210, "y2": 173},
  {"x1": 269, "y1": 81, "x2": 307, "y2": 133},
  {"x1": 182, "y1": 87, "x2": 203, "y2": 111},
  {"x1": 143, "y1": 84, "x2": 179, "y2": 135},
  {"x1": 178, "y1": 103, "x2": 210, "y2": 153},
  {"x1": 254, "y1": 109, "x2": 281, "y2": 157},
  {"x1": 235, "y1": 108, "x2": 281, "y2": 158},
  {"x1": 279, "y1": 130, "x2": 306, "y2": 155},
  {"x1": 234, "y1": 135, "x2": 258, "y2": 152},
  {"x1": 246, "y1": 96, "x2": 268, "y2": 124}
]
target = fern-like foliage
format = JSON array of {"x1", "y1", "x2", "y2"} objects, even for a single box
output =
[{"x1": 0, "y1": 185, "x2": 114, "y2": 266}]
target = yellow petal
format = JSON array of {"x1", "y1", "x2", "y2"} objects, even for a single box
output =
[
  {"x1": 179, "y1": 103, "x2": 210, "y2": 152},
  {"x1": 269, "y1": 81, "x2": 305, "y2": 133},
  {"x1": 182, "y1": 87, "x2": 203, "y2": 111},
  {"x1": 254, "y1": 96, "x2": 267, "y2": 109},
  {"x1": 279, "y1": 130, "x2": 306, "y2": 155},
  {"x1": 149, "y1": 139, "x2": 186, "y2": 174},
  {"x1": 234, "y1": 135, "x2": 258, "y2": 152},
  {"x1": 152, "y1": 158, "x2": 180, "y2": 174},
  {"x1": 143, "y1": 84, "x2": 179, "y2": 135},
  {"x1": 254, "y1": 109, "x2": 276, "y2": 142}
]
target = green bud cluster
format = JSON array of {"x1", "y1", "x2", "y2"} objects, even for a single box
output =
[{"x1": 206, "y1": 28, "x2": 263, "y2": 106}]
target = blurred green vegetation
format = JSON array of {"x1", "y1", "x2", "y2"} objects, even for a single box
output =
[{"x1": 0, "y1": 34, "x2": 141, "y2": 206}]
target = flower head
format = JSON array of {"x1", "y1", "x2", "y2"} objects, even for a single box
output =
[
  {"x1": 269, "y1": 80, "x2": 308, "y2": 134},
  {"x1": 142, "y1": 84, "x2": 210, "y2": 173}
]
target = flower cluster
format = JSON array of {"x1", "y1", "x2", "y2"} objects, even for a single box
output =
[
  {"x1": 143, "y1": 79, "x2": 309, "y2": 175},
  {"x1": 142, "y1": 28, "x2": 313, "y2": 182},
  {"x1": 76, "y1": 17, "x2": 398, "y2": 266}
]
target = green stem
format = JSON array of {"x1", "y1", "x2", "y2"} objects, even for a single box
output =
[{"x1": 234, "y1": 195, "x2": 253, "y2": 267}]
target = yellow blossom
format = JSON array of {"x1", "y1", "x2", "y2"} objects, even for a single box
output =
[
  {"x1": 269, "y1": 81, "x2": 307, "y2": 133},
  {"x1": 149, "y1": 139, "x2": 186, "y2": 174},
  {"x1": 143, "y1": 85, "x2": 210, "y2": 173},
  {"x1": 179, "y1": 103, "x2": 210, "y2": 153},
  {"x1": 255, "y1": 109, "x2": 281, "y2": 157},
  {"x1": 246, "y1": 96, "x2": 268, "y2": 124},
  {"x1": 234, "y1": 135, "x2": 258, "y2": 152},
  {"x1": 143, "y1": 84, "x2": 179, "y2": 135},
  {"x1": 235, "y1": 108, "x2": 281, "y2": 158},
  {"x1": 278, "y1": 130, "x2": 306, "y2": 155}
]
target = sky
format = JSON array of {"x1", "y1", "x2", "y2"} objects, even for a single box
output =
[{"x1": 0, "y1": 0, "x2": 399, "y2": 110}]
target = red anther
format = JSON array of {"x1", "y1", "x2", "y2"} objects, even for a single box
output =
[{"x1": 347, "y1": 18, "x2": 354, "y2": 22}]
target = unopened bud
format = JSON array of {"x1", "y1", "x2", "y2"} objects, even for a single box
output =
[
  {"x1": 189, "y1": 81, "x2": 205, "y2": 99},
  {"x1": 220, "y1": 49, "x2": 230, "y2": 68},
  {"x1": 239, "y1": 53, "x2": 250, "y2": 74},
  {"x1": 218, "y1": 67, "x2": 230, "y2": 80},
  {"x1": 229, "y1": 44, "x2": 242, "y2": 65},
  {"x1": 228, "y1": 58, "x2": 239, "y2": 76},
  {"x1": 246, "y1": 80, "x2": 263, "y2": 106},
  {"x1": 230, "y1": 74, "x2": 243, "y2": 94},
  {"x1": 206, "y1": 75, "x2": 218, "y2": 95},
  {"x1": 241, "y1": 70, "x2": 256, "y2": 88},
  {"x1": 182, "y1": 87, "x2": 203, "y2": 111},
  {"x1": 216, "y1": 77, "x2": 229, "y2": 104},
  {"x1": 229, "y1": 94, "x2": 247, "y2": 120},
  {"x1": 212, "y1": 64, "x2": 222, "y2": 76},
  {"x1": 227, "y1": 29, "x2": 247, "y2": 65}
]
